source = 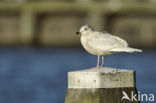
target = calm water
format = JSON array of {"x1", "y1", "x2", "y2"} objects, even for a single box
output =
[{"x1": 0, "y1": 47, "x2": 155, "y2": 103}]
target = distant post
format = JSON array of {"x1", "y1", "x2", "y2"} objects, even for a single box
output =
[{"x1": 65, "y1": 67, "x2": 139, "y2": 103}]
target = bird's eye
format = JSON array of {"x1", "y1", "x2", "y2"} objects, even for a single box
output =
[{"x1": 85, "y1": 28, "x2": 88, "y2": 30}]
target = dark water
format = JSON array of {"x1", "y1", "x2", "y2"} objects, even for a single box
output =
[{"x1": 0, "y1": 48, "x2": 155, "y2": 103}]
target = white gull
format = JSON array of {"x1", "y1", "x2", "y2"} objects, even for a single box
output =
[{"x1": 76, "y1": 24, "x2": 142, "y2": 68}]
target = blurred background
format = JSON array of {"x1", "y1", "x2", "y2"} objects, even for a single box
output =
[{"x1": 0, "y1": 0, "x2": 156, "y2": 103}]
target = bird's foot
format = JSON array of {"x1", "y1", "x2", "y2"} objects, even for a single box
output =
[{"x1": 101, "y1": 65, "x2": 103, "y2": 68}]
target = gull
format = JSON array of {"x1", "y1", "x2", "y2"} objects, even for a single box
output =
[{"x1": 76, "y1": 24, "x2": 142, "y2": 69}]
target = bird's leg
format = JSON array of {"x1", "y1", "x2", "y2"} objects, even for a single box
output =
[
  {"x1": 101, "y1": 56, "x2": 104, "y2": 68},
  {"x1": 97, "y1": 54, "x2": 100, "y2": 69}
]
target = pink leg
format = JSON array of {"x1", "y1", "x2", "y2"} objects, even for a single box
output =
[
  {"x1": 101, "y1": 56, "x2": 104, "y2": 68},
  {"x1": 97, "y1": 55, "x2": 100, "y2": 69}
]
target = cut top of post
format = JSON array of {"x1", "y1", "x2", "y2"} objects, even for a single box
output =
[{"x1": 68, "y1": 67, "x2": 135, "y2": 88}]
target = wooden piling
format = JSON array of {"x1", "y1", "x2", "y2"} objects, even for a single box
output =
[{"x1": 65, "y1": 67, "x2": 139, "y2": 103}]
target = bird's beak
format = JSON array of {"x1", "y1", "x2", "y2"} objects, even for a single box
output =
[{"x1": 76, "y1": 31, "x2": 80, "y2": 35}]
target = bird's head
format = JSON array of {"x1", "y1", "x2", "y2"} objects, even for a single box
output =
[{"x1": 76, "y1": 24, "x2": 94, "y2": 35}]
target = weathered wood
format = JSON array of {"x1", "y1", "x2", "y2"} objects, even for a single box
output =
[
  {"x1": 68, "y1": 67, "x2": 135, "y2": 88},
  {"x1": 65, "y1": 88, "x2": 139, "y2": 103},
  {"x1": 65, "y1": 67, "x2": 139, "y2": 103}
]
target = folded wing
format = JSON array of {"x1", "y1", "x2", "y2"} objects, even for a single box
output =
[{"x1": 87, "y1": 32, "x2": 128, "y2": 51}]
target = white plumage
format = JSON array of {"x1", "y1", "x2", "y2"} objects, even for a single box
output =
[{"x1": 76, "y1": 24, "x2": 142, "y2": 68}]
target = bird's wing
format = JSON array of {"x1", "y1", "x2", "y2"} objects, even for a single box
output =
[
  {"x1": 87, "y1": 32, "x2": 128, "y2": 51},
  {"x1": 112, "y1": 35, "x2": 128, "y2": 47}
]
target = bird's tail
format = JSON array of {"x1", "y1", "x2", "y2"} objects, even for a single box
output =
[
  {"x1": 124, "y1": 47, "x2": 142, "y2": 53},
  {"x1": 111, "y1": 47, "x2": 142, "y2": 53}
]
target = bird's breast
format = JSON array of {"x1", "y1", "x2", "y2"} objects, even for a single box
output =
[
  {"x1": 80, "y1": 36, "x2": 99, "y2": 55},
  {"x1": 80, "y1": 35, "x2": 113, "y2": 56}
]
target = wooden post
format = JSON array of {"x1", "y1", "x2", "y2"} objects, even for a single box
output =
[{"x1": 65, "y1": 67, "x2": 139, "y2": 103}]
